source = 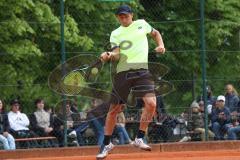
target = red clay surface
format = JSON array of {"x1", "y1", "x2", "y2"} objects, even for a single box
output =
[
  {"x1": 3, "y1": 141, "x2": 240, "y2": 160},
  {"x1": 6, "y1": 150, "x2": 240, "y2": 160}
]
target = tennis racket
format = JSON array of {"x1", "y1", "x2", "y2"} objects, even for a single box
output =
[
  {"x1": 60, "y1": 58, "x2": 104, "y2": 95},
  {"x1": 60, "y1": 47, "x2": 117, "y2": 95}
]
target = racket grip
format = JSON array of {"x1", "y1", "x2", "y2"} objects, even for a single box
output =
[{"x1": 106, "y1": 46, "x2": 118, "y2": 56}]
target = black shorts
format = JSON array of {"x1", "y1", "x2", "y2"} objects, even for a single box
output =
[{"x1": 110, "y1": 69, "x2": 155, "y2": 104}]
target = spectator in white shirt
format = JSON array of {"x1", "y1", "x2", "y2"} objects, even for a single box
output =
[{"x1": 8, "y1": 99, "x2": 30, "y2": 138}]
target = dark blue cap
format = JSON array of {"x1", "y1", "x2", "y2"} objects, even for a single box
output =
[
  {"x1": 10, "y1": 99, "x2": 20, "y2": 106},
  {"x1": 115, "y1": 5, "x2": 132, "y2": 15}
]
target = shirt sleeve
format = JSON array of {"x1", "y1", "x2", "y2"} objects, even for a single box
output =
[
  {"x1": 110, "y1": 32, "x2": 120, "y2": 49},
  {"x1": 142, "y1": 19, "x2": 153, "y2": 34}
]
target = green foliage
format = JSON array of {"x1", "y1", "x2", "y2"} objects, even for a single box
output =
[
  {"x1": 140, "y1": 0, "x2": 240, "y2": 113},
  {"x1": 0, "y1": 0, "x2": 239, "y2": 114}
]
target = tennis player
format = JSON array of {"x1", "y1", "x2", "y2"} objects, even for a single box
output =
[{"x1": 97, "y1": 4, "x2": 165, "y2": 159}]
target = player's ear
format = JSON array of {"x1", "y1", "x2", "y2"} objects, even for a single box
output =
[{"x1": 130, "y1": 13, "x2": 134, "y2": 18}]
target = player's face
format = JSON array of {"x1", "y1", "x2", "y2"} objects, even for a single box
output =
[{"x1": 116, "y1": 13, "x2": 133, "y2": 27}]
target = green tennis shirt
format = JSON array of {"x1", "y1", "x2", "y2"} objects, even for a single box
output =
[{"x1": 110, "y1": 19, "x2": 152, "y2": 73}]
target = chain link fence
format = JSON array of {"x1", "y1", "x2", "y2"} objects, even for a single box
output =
[{"x1": 0, "y1": 0, "x2": 240, "y2": 149}]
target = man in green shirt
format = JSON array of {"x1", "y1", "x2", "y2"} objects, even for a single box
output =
[{"x1": 97, "y1": 4, "x2": 165, "y2": 159}]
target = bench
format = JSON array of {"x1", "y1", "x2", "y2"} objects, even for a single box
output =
[
  {"x1": 15, "y1": 136, "x2": 57, "y2": 148},
  {"x1": 15, "y1": 136, "x2": 57, "y2": 142}
]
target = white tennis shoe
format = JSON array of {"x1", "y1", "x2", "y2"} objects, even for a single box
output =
[
  {"x1": 133, "y1": 138, "x2": 151, "y2": 151},
  {"x1": 96, "y1": 142, "x2": 114, "y2": 159}
]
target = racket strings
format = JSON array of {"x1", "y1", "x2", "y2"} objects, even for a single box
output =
[{"x1": 60, "y1": 71, "x2": 87, "y2": 94}]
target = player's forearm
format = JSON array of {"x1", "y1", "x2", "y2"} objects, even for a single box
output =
[
  {"x1": 151, "y1": 29, "x2": 164, "y2": 47},
  {"x1": 109, "y1": 47, "x2": 120, "y2": 61}
]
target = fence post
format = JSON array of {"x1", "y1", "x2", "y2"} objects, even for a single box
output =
[
  {"x1": 60, "y1": 0, "x2": 67, "y2": 146},
  {"x1": 200, "y1": 0, "x2": 208, "y2": 141}
]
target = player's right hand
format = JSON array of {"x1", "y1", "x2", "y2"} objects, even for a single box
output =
[{"x1": 100, "y1": 52, "x2": 111, "y2": 62}]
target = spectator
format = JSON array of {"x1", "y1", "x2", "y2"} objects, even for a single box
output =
[
  {"x1": 0, "y1": 99, "x2": 15, "y2": 150},
  {"x1": 29, "y1": 99, "x2": 54, "y2": 136},
  {"x1": 225, "y1": 84, "x2": 239, "y2": 113},
  {"x1": 211, "y1": 95, "x2": 231, "y2": 140},
  {"x1": 86, "y1": 99, "x2": 109, "y2": 146},
  {"x1": 29, "y1": 99, "x2": 56, "y2": 147},
  {"x1": 114, "y1": 111, "x2": 132, "y2": 145},
  {"x1": 198, "y1": 100, "x2": 213, "y2": 123},
  {"x1": 206, "y1": 85, "x2": 216, "y2": 106},
  {"x1": 54, "y1": 100, "x2": 83, "y2": 146},
  {"x1": 8, "y1": 99, "x2": 31, "y2": 137},
  {"x1": 197, "y1": 86, "x2": 216, "y2": 115},
  {"x1": 186, "y1": 101, "x2": 214, "y2": 141},
  {"x1": 227, "y1": 114, "x2": 240, "y2": 140},
  {"x1": 8, "y1": 99, "x2": 38, "y2": 148}
]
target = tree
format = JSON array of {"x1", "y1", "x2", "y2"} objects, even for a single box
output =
[{"x1": 140, "y1": 0, "x2": 240, "y2": 113}]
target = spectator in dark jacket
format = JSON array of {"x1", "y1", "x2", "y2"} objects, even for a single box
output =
[
  {"x1": 0, "y1": 99, "x2": 15, "y2": 150},
  {"x1": 225, "y1": 84, "x2": 239, "y2": 113},
  {"x1": 211, "y1": 95, "x2": 231, "y2": 140}
]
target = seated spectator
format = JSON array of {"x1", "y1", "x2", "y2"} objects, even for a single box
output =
[
  {"x1": 8, "y1": 99, "x2": 38, "y2": 148},
  {"x1": 29, "y1": 99, "x2": 56, "y2": 147},
  {"x1": 8, "y1": 99, "x2": 31, "y2": 137},
  {"x1": 196, "y1": 86, "x2": 216, "y2": 117},
  {"x1": 227, "y1": 113, "x2": 240, "y2": 140},
  {"x1": 184, "y1": 101, "x2": 214, "y2": 141},
  {"x1": 29, "y1": 99, "x2": 54, "y2": 136},
  {"x1": 86, "y1": 99, "x2": 109, "y2": 146},
  {"x1": 0, "y1": 99, "x2": 15, "y2": 150},
  {"x1": 226, "y1": 99, "x2": 240, "y2": 140},
  {"x1": 211, "y1": 95, "x2": 231, "y2": 140},
  {"x1": 198, "y1": 100, "x2": 212, "y2": 125},
  {"x1": 114, "y1": 111, "x2": 132, "y2": 145},
  {"x1": 54, "y1": 101, "x2": 82, "y2": 146},
  {"x1": 225, "y1": 84, "x2": 239, "y2": 113}
]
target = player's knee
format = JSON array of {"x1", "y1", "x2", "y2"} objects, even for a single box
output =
[
  {"x1": 144, "y1": 98, "x2": 156, "y2": 113},
  {"x1": 144, "y1": 97, "x2": 156, "y2": 107},
  {"x1": 108, "y1": 104, "x2": 123, "y2": 116}
]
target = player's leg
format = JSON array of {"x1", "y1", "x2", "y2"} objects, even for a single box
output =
[
  {"x1": 104, "y1": 104, "x2": 124, "y2": 138},
  {"x1": 133, "y1": 94, "x2": 156, "y2": 151},
  {"x1": 130, "y1": 70, "x2": 156, "y2": 151},
  {"x1": 96, "y1": 104, "x2": 124, "y2": 159},
  {"x1": 140, "y1": 93, "x2": 156, "y2": 132},
  {"x1": 97, "y1": 70, "x2": 131, "y2": 159}
]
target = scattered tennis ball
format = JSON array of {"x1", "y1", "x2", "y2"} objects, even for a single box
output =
[{"x1": 91, "y1": 67, "x2": 98, "y2": 75}]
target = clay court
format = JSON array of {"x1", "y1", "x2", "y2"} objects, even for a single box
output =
[{"x1": 1, "y1": 141, "x2": 240, "y2": 160}]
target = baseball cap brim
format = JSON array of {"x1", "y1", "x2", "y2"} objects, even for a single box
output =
[{"x1": 116, "y1": 11, "x2": 132, "y2": 15}]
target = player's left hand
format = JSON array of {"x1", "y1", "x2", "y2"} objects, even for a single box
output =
[{"x1": 155, "y1": 46, "x2": 165, "y2": 54}]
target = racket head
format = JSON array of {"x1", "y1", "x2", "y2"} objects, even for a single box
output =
[
  {"x1": 60, "y1": 69, "x2": 87, "y2": 95},
  {"x1": 154, "y1": 80, "x2": 174, "y2": 96},
  {"x1": 48, "y1": 54, "x2": 100, "y2": 95},
  {"x1": 60, "y1": 58, "x2": 105, "y2": 95},
  {"x1": 148, "y1": 62, "x2": 169, "y2": 79}
]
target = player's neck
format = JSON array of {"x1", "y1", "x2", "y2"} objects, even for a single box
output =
[{"x1": 121, "y1": 21, "x2": 133, "y2": 27}]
